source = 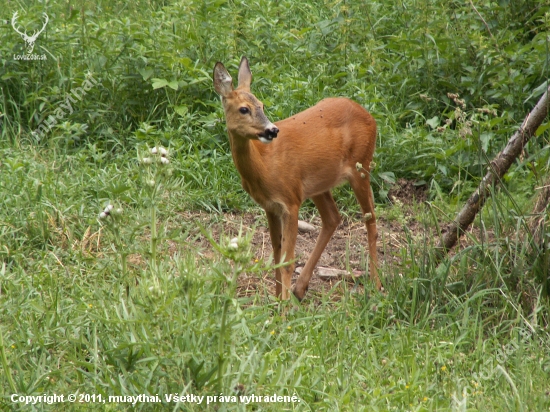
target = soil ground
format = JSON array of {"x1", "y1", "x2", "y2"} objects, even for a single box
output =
[{"x1": 181, "y1": 179, "x2": 432, "y2": 300}]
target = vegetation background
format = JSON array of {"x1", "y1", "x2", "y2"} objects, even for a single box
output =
[{"x1": 1, "y1": 0, "x2": 550, "y2": 410}]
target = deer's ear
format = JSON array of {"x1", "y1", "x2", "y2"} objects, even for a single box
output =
[
  {"x1": 213, "y1": 62, "x2": 233, "y2": 97},
  {"x1": 237, "y1": 57, "x2": 252, "y2": 91}
]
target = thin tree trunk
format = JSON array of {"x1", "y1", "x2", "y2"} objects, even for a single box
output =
[{"x1": 435, "y1": 85, "x2": 550, "y2": 261}]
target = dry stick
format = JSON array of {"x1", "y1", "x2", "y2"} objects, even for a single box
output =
[
  {"x1": 469, "y1": 0, "x2": 497, "y2": 45},
  {"x1": 435, "y1": 85, "x2": 550, "y2": 262}
]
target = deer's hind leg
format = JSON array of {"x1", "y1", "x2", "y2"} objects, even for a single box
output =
[
  {"x1": 349, "y1": 173, "x2": 381, "y2": 290},
  {"x1": 293, "y1": 191, "x2": 341, "y2": 300}
]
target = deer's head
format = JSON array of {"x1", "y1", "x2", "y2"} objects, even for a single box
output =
[{"x1": 213, "y1": 57, "x2": 279, "y2": 144}]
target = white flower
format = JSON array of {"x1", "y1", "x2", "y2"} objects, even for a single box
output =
[
  {"x1": 105, "y1": 204, "x2": 114, "y2": 212},
  {"x1": 150, "y1": 147, "x2": 158, "y2": 154},
  {"x1": 228, "y1": 237, "x2": 239, "y2": 250},
  {"x1": 160, "y1": 157, "x2": 170, "y2": 165},
  {"x1": 142, "y1": 157, "x2": 152, "y2": 165},
  {"x1": 99, "y1": 211, "x2": 107, "y2": 219},
  {"x1": 159, "y1": 147, "x2": 168, "y2": 156}
]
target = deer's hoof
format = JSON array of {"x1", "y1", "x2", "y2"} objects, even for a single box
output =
[{"x1": 292, "y1": 284, "x2": 308, "y2": 302}]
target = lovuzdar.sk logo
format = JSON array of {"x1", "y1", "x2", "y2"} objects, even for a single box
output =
[{"x1": 11, "y1": 11, "x2": 48, "y2": 60}]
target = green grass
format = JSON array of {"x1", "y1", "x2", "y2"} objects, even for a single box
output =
[
  {"x1": 1, "y1": 141, "x2": 549, "y2": 411},
  {"x1": 1, "y1": 0, "x2": 550, "y2": 410}
]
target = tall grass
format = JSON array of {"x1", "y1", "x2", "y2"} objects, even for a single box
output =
[
  {"x1": 1, "y1": 0, "x2": 549, "y2": 410},
  {"x1": 1, "y1": 0, "x2": 549, "y2": 200}
]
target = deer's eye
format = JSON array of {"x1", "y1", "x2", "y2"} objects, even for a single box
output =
[{"x1": 239, "y1": 107, "x2": 250, "y2": 114}]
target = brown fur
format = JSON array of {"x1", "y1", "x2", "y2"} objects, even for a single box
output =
[{"x1": 214, "y1": 57, "x2": 381, "y2": 300}]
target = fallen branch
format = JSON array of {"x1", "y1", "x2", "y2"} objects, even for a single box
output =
[{"x1": 435, "y1": 85, "x2": 550, "y2": 261}]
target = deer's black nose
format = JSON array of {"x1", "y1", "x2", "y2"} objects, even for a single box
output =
[{"x1": 266, "y1": 126, "x2": 279, "y2": 138}]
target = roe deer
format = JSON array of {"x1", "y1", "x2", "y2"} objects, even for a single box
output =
[{"x1": 213, "y1": 57, "x2": 381, "y2": 300}]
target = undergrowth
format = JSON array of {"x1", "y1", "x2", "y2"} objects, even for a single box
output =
[{"x1": 1, "y1": 0, "x2": 550, "y2": 410}]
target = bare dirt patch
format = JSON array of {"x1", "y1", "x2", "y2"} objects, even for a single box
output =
[
  {"x1": 387, "y1": 178, "x2": 428, "y2": 204},
  {"x1": 179, "y1": 189, "x2": 433, "y2": 300}
]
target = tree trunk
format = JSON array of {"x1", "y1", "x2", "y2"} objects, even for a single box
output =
[{"x1": 435, "y1": 85, "x2": 550, "y2": 261}]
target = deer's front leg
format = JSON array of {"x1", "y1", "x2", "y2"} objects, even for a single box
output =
[
  {"x1": 278, "y1": 206, "x2": 298, "y2": 300},
  {"x1": 266, "y1": 211, "x2": 283, "y2": 297}
]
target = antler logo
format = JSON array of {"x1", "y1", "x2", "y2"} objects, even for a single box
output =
[{"x1": 11, "y1": 11, "x2": 49, "y2": 55}]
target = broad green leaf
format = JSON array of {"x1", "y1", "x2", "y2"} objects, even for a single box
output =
[
  {"x1": 480, "y1": 132, "x2": 494, "y2": 152},
  {"x1": 524, "y1": 81, "x2": 549, "y2": 103},
  {"x1": 535, "y1": 122, "x2": 550, "y2": 137},
  {"x1": 179, "y1": 57, "x2": 193, "y2": 68},
  {"x1": 139, "y1": 68, "x2": 154, "y2": 81},
  {"x1": 151, "y1": 78, "x2": 169, "y2": 89},
  {"x1": 426, "y1": 116, "x2": 439, "y2": 129},
  {"x1": 174, "y1": 105, "x2": 188, "y2": 116},
  {"x1": 378, "y1": 171, "x2": 396, "y2": 184}
]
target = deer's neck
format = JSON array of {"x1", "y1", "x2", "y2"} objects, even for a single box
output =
[{"x1": 229, "y1": 134, "x2": 270, "y2": 205}]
